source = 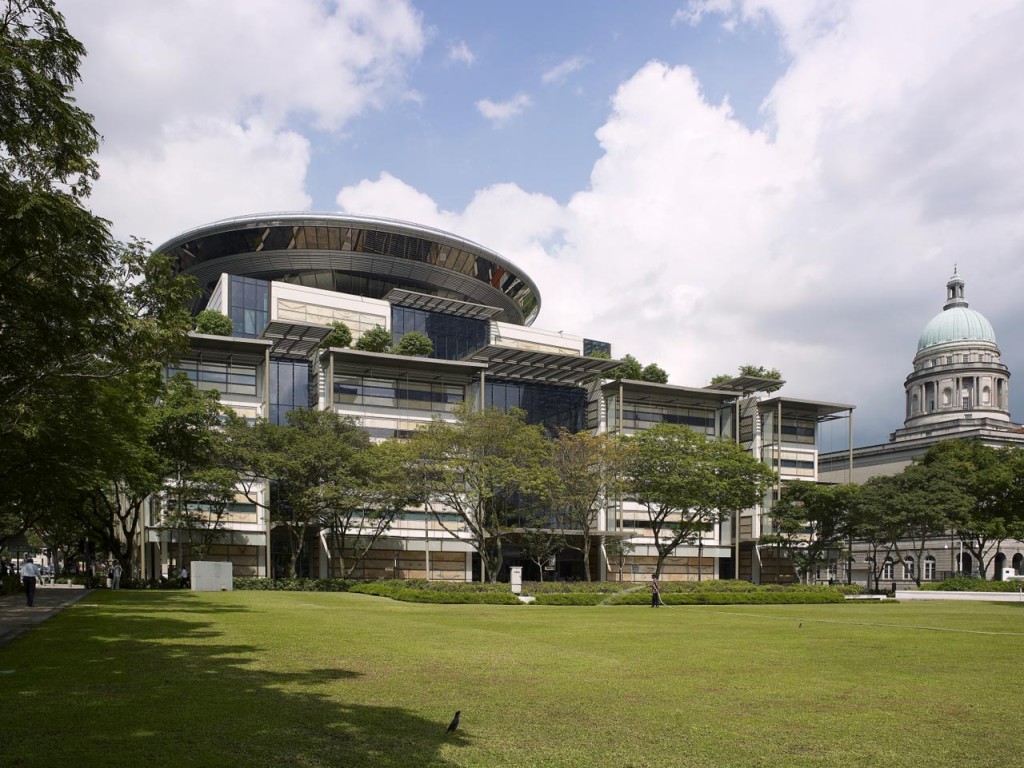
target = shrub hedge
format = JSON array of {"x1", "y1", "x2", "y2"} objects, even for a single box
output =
[
  {"x1": 919, "y1": 576, "x2": 1022, "y2": 592},
  {"x1": 230, "y1": 577, "x2": 858, "y2": 605}
]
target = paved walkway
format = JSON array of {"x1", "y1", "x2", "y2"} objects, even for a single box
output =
[{"x1": 0, "y1": 584, "x2": 92, "y2": 648}]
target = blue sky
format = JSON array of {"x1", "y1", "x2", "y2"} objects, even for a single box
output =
[
  {"x1": 56, "y1": 0, "x2": 1024, "y2": 448},
  {"x1": 305, "y1": 1, "x2": 785, "y2": 211}
]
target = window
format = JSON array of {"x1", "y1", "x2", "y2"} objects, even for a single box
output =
[
  {"x1": 168, "y1": 359, "x2": 258, "y2": 397},
  {"x1": 902, "y1": 557, "x2": 914, "y2": 580},
  {"x1": 882, "y1": 559, "x2": 894, "y2": 581},
  {"x1": 923, "y1": 556, "x2": 936, "y2": 580}
]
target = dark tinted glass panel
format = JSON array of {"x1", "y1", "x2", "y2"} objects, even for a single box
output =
[
  {"x1": 229, "y1": 275, "x2": 269, "y2": 338},
  {"x1": 391, "y1": 306, "x2": 488, "y2": 360},
  {"x1": 269, "y1": 358, "x2": 310, "y2": 425},
  {"x1": 485, "y1": 379, "x2": 585, "y2": 434}
]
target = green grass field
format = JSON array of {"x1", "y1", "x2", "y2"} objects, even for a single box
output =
[{"x1": 2, "y1": 592, "x2": 1023, "y2": 767}]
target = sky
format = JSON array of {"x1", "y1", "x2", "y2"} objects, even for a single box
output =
[{"x1": 55, "y1": 0, "x2": 1024, "y2": 449}]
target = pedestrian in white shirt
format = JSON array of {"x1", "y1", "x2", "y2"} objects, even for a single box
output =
[{"x1": 20, "y1": 557, "x2": 41, "y2": 607}]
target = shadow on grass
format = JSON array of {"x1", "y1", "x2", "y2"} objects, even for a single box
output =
[{"x1": 0, "y1": 591, "x2": 465, "y2": 767}]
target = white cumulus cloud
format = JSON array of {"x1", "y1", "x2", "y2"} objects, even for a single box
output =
[{"x1": 476, "y1": 93, "x2": 533, "y2": 126}]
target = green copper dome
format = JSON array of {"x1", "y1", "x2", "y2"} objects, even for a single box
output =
[{"x1": 917, "y1": 306, "x2": 996, "y2": 352}]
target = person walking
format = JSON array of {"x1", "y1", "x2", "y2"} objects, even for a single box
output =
[
  {"x1": 179, "y1": 565, "x2": 189, "y2": 589},
  {"x1": 111, "y1": 562, "x2": 123, "y2": 590},
  {"x1": 650, "y1": 575, "x2": 661, "y2": 608},
  {"x1": 21, "y1": 557, "x2": 41, "y2": 607}
]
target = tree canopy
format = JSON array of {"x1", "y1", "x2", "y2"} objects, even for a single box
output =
[
  {"x1": 0, "y1": 0, "x2": 195, "y2": 557},
  {"x1": 354, "y1": 325, "x2": 393, "y2": 353},
  {"x1": 624, "y1": 424, "x2": 774, "y2": 578},
  {"x1": 194, "y1": 310, "x2": 233, "y2": 336},
  {"x1": 404, "y1": 405, "x2": 555, "y2": 582}
]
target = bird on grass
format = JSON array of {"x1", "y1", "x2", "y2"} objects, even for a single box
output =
[
  {"x1": 799, "y1": 622, "x2": 803, "y2": 628},
  {"x1": 446, "y1": 710, "x2": 461, "y2": 735}
]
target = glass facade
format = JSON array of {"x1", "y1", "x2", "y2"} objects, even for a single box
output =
[
  {"x1": 269, "y1": 359, "x2": 311, "y2": 425},
  {"x1": 610, "y1": 403, "x2": 717, "y2": 435},
  {"x1": 229, "y1": 275, "x2": 269, "y2": 338},
  {"x1": 583, "y1": 338, "x2": 612, "y2": 357},
  {"x1": 391, "y1": 306, "x2": 488, "y2": 360},
  {"x1": 485, "y1": 379, "x2": 585, "y2": 434},
  {"x1": 169, "y1": 222, "x2": 538, "y2": 322},
  {"x1": 333, "y1": 373, "x2": 465, "y2": 413},
  {"x1": 168, "y1": 358, "x2": 258, "y2": 397}
]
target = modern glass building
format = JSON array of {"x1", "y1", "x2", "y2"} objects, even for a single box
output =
[{"x1": 141, "y1": 212, "x2": 850, "y2": 584}]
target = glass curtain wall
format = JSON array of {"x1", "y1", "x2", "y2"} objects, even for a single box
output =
[
  {"x1": 270, "y1": 359, "x2": 310, "y2": 425},
  {"x1": 390, "y1": 306, "x2": 488, "y2": 360}
]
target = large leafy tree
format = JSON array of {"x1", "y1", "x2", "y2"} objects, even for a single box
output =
[
  {"x1": 772, "y1": 482, "x2": 857, "y2": 584},
  {"x1": 550, "y1": 430, "x2": 628, "y2": 581},
  {"x1": 887, "y1": 462, "x2": 967, "y2": 586},
  {"x1": 323, "y1": 438, "x2": 415, "y2": 579},
  {"x1": 848, "y1": 475, "x2": 900, "y2": 591},
  {"x1": 0, "y1": 0, "x2": 194, "y2": 546},
  {"x1": 223, "y1": 409, "x2": 373, "y2": 577},
  {"x1": 624, "y1": 424, "x2": 774, "y2": 579},
  {"x1": 405, "y1": 405, "x2": 555, "y2": 582},
  {"x1": 920, "y1": 440, "x2": 1024, "y2": 579}
]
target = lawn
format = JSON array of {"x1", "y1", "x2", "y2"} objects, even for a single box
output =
[{"x1": 2, "y1": 592, "x2": 1023, "y2": 767}]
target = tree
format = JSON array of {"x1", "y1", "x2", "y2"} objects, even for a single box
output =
[
  {"x1": 920, "y1": 440, "x2": 1024, "y2": 579},
  {"x1": 515, "y1": 527, "x2": 564, "y2": 583},
  {"x1": 624, "y1": 424, "x2": 774, "y2": 578},
  {"x1": 640, "y1": 363, "x2": 669, "y2": 384},
  {"x1": 405, "y1": 405, "x2": 555, "y2": 582},
  {"x1": 323, "y1": 438, "x2": 414, "y2": 579},
  {"x1": 887, "y1": 462, "x2": 965, "y2": 586},
  {"x1": 697, "y1": 439, "x2": 775, "y2": 580},
  {"x1": 0, "y1": 1, "x2": 195, "y2": 542},
  {"x1": 322, "y1": 321, "x2": 352, "y2": 349},
  {"x1": 710, "y1": 365, "x2": 783, "y2": 393},
  {"x1": 550, "y1": 430, "x2": 629, "y2": 580},
  {"x1": 194, "y1": 310, "x2": 233, "y2": 336},
  {"x1": 604, "y1": 537, "x2": 636, "y2": 582},
  {"x1": 772, "y1": 482, "x2": 857, "y2": 584},
  {"x1": 394, "y1": 331, "x2": 433, "y2": 357},
  {"x1": 222, "y1": 408, "x2": 372, "y2": 577},
  {"x1": 609, "y1": 354, "x2": 642, "y2": 381},
  {"x1": 848, "y1": 476, "x2": 899, "y2": 592},
  {"x1": 354, "y1": 325, "x2": 393, "y2": 353}
]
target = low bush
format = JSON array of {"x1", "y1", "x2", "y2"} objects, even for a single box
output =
[
  {"x1": 919, "y1": 577, "x2": 1021, "y2": 592},
  {"x1": 606, "y1": 590, "x2": 846, "y2": 605},
  {"x1": 234, "y1": 577, "x2": 351, "y2": 592},
  {"x1": 532, "y1": 593, "x2": 607, "y2": 606},
  {"x1": 522, "y1": 581, "x2": 624, "y2": 595},
  {"x1": 349, "y1": 581, "x2": 520, "y2": 604}
]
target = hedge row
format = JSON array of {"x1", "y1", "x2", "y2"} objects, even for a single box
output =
[
  {"x1": 919, "y1": 576, "x2": 1022, "y2": 592},
  {"x1": 349, "y1": 581, "x2": 520, "y2": 604},
  {"x1": 533, "y1": 590, "x2": 848, "y2": 606},
  {"x1": 230, "y1": 577, "x2": 856, "y2": 605}
]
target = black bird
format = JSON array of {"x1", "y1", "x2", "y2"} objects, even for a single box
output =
[
  {"x1": 799, "y1": 622, "x2": 803, "y2": 628},
  {"x1": 446, "y1": 710, "x2": 461, "y2": 734}
]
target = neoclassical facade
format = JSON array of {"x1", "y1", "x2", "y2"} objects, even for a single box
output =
[{"x1": 820, "y1": 270, "x2": 1024, "y2": 582}]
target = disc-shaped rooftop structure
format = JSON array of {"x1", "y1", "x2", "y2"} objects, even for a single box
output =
[{"x1": 155, "y1": 212, "x2": 541, "y2": 325}]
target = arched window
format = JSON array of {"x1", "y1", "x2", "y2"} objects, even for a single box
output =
[
  {"x1": 902, "y1": 556, "x2": 914, "y2": 580},
  {"x1": 1013, "y1": 553, "x2": 1023, "y2": 574},
  {"x1": 942, "y1": 387, "x2": 952, "y2": 406},
  {"x1": 923, "y1": 556, "x2": 936, "y2": 581}
]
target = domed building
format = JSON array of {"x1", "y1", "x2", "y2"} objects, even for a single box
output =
[
  {"x1": 898, "y1": 270, "x2": 1010, "y2": 434},
  {"x1": 819, "y1": 270, "x2": 1024, "y2": 583}
]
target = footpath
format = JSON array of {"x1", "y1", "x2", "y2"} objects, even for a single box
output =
[{"x1": 0, "y1": 584, "x2": 92, "y2": 648}]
